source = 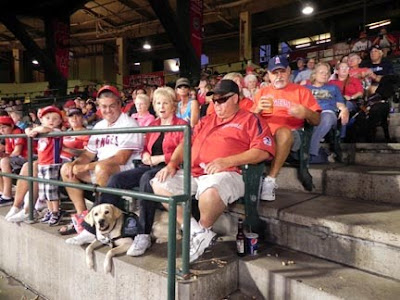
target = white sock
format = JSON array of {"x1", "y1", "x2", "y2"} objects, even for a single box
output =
[
  {"x1": 182, "y1": 217, "x2": 203, "y2": 233},
  {"x1": 2, "y1": 195, "x2": 11, "y2": 200},
  {"x1": 266, "y1": 176, "x2": 276, "y2": 182},
  {"x1": 198, "y1": 220, "x2": 212, "y2": 231}
]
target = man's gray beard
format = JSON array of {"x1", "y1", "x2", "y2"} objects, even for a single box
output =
[{"x1": 273, "y1": 80, "x2": 287, "y2": 89}]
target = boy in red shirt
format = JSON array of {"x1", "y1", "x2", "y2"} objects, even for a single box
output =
[
  {"x1": 0, "y1": 115, "x2": 28, "y2": 206},
  {"x1": 26, "y1": 106, "x2": 63, "y2": 226}
]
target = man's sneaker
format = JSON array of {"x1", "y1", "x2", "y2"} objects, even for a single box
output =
[
  {"x1": 40, "y1": 211, "x2": 52, "y2": 223},
  {"x1": 5, "y1": 206, "x2": 21, "y2": 221},
  {"x1": 260, "y1": 176, "x2": 278, "y2": 201},
  {"x1": 48, "y1": 211, "x2": 63, "y2": 227},
  {"x1": 8, "y1": 209, "x2": 39, "y2": 223},
  {"x1": 127, "y1": 234, "x2": 151, "y2": 256},
  {"x1": 189, "y1": 228, "x2": 217, "y2": 263},
  {"x1": 65, "y1": 229, "x2": 96, "y2": 245},
  {"x1": 0, "y1": 196, "x2": 14, "y2": 207}
]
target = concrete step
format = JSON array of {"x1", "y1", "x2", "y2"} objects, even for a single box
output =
[
  {"x1": 345, "y1": 143, "x2": 400, "y2": 167},
  {"x1": 278, "y1": 164, "x2": 400, "y2": 204},
  {"x1": 0, "y1": 206, "x2": 238, "y2": 300},
  {"x1": 240, "y1": 245, "x2": 400, "y2": 300},
  {"x1": 389, "y1": 112, "x2": 400, "y2": 126},
  {"x1": 2, "y1": 204, "x2": 400, "y2": 300},
  {"x1": 324, "y1": 165, "x2": 400, "y2": 204},
  {"x1": 230, "y1": 190, "x2": 400, "y2": 280},
  {"x1": 376, "y1": 125, "x2": 400, "y2": 141}
]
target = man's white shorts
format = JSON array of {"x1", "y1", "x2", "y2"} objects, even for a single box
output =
[{"x1": 151, "y1": 170, "x2": 245, "y2": 206}]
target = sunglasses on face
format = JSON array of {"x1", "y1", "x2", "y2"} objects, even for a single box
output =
[
  {"x1": 177, "y1": 85, "x2": 189, "y2": 89},
  {"x1": 212, "y1": 94, "x2": 234, "y2": 104}
]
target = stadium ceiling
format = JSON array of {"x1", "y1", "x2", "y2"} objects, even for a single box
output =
[{"x1": 0, "y1": 0, "x2": 398, "y2": 60}]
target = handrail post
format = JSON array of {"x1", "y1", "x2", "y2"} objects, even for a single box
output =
[
  {"x1": 27, "y1": 136, "x2": 34, "y2": 223},
  {"x1": 181, "y1": 125, "x2": 191, "y2": 276},
  {"x1": 167, "y1": 198, "x2": 177, "y2": 300}
]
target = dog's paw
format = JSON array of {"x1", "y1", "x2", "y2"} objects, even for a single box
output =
[
  {"x1": 104, "y1": 259, "x2": 112, "y2": 274},
  {"x1": 86, "y1": 256, "x2": 94, "y2": 270},
  {"x1": 155, "y1": 237, "x2": 168, "y2": 244}
]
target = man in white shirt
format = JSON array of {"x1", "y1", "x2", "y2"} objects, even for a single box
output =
[
  {"x1": 352, "y1": 31, "x2": 371, "y2": 53},
  {"x1": 60, "y1": 85, "x2": 143, "y2": 241}
]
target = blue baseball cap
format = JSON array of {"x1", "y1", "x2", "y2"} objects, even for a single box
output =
[{"x1": 268, "y1": 55, "x2": 289, "y2": 72}]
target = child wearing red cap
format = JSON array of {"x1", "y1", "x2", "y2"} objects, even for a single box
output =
[
  {"x1": 25, "y1": 106, "x2": 64, "y2": 226},
  {"x1": 0, "y1": 115, "x2": 28, "y2": 206}
]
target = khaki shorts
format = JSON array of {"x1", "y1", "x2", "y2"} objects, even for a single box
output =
[{"x1": 151, "y1": 170, "x2": 245, "y2": 206}]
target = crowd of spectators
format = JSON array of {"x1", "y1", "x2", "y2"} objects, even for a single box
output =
[{"x1": 0, "y1": 26, "x2": 398, "y2": 265}]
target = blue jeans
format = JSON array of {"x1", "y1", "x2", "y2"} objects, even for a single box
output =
[
  {"x1": 340, "y1": 100, "x2": 358, "y2": 138},
  {"x1": 310, "y1": 111, "x2": 337, "y2": 156}
]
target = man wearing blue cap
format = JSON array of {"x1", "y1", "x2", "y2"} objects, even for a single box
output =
[{"x1": 253, "y1": 55, "x2": 321, "y2": 201}]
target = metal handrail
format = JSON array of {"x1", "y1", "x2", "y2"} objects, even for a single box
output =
[{"x1": 0, "y1": 124, "x2": 191, "y2": 300}]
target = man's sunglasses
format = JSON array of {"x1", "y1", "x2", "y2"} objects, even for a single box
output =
[
  {"x1": 212, "y1": 93, "x2": 234, "y2": 104},
  {"x1": 177, "y1": 85, "x2": 190, "y2": 89}
]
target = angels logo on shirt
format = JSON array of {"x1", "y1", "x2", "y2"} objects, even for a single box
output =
[
  {"x1": 263, "y1": 136, "x2": 272, "y2": 146},
  {"x1": 94, "y1": 135, "x2": 119, "y2": 149},
  {"x1": 38, "y1": 138, "x2": 49, "y2": 152}
]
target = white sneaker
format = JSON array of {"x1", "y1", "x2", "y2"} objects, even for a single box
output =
[
  {"x1": 181, "y1": 217, "x2": 202, "y2": 235},
  {"x1": 5, "y1": 206, "x2": 21, "y2": 221},
  {"x1": 127, "y1": 234, "x2": 151, "y2": 256},
  {"x1": 327, "y1": 153, "x2": 336, "y2": 163},
  {"x1": 189, "y1": 228, "x2": 216, "y2": 263},
  {"x1": 34, "y1": 199, "x2": 47, "y2": 212},
  {"x1": 260, "y1": 176, "x2": 278, "y2": 201},
  {"x1": 65, "y1": 229, "x2": 96, "y2": 245},
  {"x1": 8, "y1": 209, "x2": 38, "y2": 223}
]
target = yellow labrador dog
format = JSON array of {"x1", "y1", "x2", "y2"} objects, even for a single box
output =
[
  {"x1": 151, "y1": 209, "x2": 182, "y2": 244},
  {"x1": 85, "y1": 204, "x2": 133, "y2": 274}
]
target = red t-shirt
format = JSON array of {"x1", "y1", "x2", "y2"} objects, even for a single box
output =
[
  {"x1": 37, "y1": 129, "x2": 63, "y2": 165},
  {"x1": 191, "y1": 109, "x2": 275, "y2": 177},
  {"x1": 197, "y1": 91, "x2": 206, "y2": 106},
  {"x1": 5, "y1": 128, "x2": 28, "y2": 158},
  {"x1": 122, "y1": 101, "x2": 135, "y2": 114},
  {"x1": 253, "y1": 83, "x2": 321, "y2": 134},
  {"x1": 61, "y1": 133, "x2": 89, "y2": 161},
  {"x1": 329, "y1": 77, "x2": 363, "y2": 98},
  {"x1": 349, "y1": 67, "x2": 370, "y2": 79}
]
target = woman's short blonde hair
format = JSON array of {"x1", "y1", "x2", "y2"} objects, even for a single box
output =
[
  {"x1": 152, "y1": 87, "x2": 178, "y2": 116},
  {"x1": 223, "y1": 72, "x2": 243, "y2": 81},
  {"x1": 310, "y1": 62, "x2": 331, "y2": 84},
  {"x1": 135, "y1": 94, "x2": 151, "y2": 108}
]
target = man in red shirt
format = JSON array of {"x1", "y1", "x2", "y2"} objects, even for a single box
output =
[
  {"x1": 0, "y1": 115, "x2": 28, "y2": 206},
  {"x1": 253, "y1": 55, "x2": 321, "y2": 200},
  {"x1": 152, "y1": 79, "x2": 275, "y2": 262}
]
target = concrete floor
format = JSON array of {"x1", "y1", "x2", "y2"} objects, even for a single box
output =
[{"x1": 0, "y1": 270, "x2": 45, "y2": 300}]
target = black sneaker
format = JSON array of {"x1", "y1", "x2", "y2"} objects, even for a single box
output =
[
  {"x1": 0, "y1": 196, "x2": 14, "y2": 207},
  {"x1": 49, "y1": 211, "x2": 63, "y2": 227}
]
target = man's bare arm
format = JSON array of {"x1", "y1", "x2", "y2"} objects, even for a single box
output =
[{"x1": 204, "y1": 148, "x2": 270, "y2": 174}]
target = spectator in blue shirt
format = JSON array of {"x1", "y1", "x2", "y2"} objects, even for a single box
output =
[{"x1": 306, "y1": 62, "x2": 349, "y2": 163}]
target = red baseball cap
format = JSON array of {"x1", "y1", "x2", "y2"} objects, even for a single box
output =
[
  {"x1": 63, "y1": 100, "x2": 76, "y2": 108},
  {"x1": 38, "y1": 106, "x2": 62, "y2": 118},
  {"x1": 0, "y1": 116, "x2": 14, "y2": 126},
  {"x1": 97, "y1": 85, "x2": 120, "y2": 98}
]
